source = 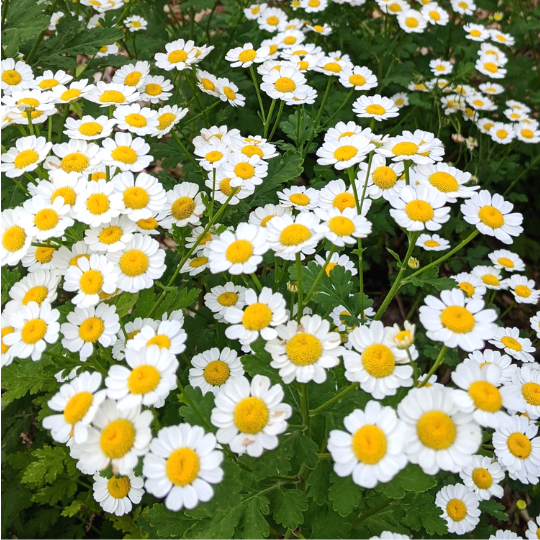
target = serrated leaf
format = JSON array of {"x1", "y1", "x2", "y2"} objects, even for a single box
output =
[
  {"x1": 2, "y1": 0, "x2": 49, "y2": 57},
  {"x1": 105, "y1": 291, "x2": 139, "y2": 318},
  {"x1": 21, "y1": 446, "x2": 70, "y2": 485},
  {"x1": 379, "y1": 465, "x2": 437, "y2": 499},
  {"x1": 239, "y1": 444, "x2": 292, "y2": 480},
  {"x1": 408, "y1": 266, "x2": 457, "y2": 291},
  {"x1": 306, "y1": 460, "x2": 333, "y2": 506},
  {"x1": 178, "y1": 385, "x2": 215, "y2": 431},
  {"x1": 281, "y1": 432, "x2": 319, "y2": 470},
  {"x1": 272, "y1": 489, "x2": 307, "y2": 530},
  {"x1": 1, "y1": 267, "x2": 20, "y2": 306},
  {"x1": 236, "y1": 494, "x2": 270, "y2": 539},
  {"x1": 1, "y1": 357, "x2": 57, "y2": 404},
  {"x1": 479, "y1": 499, "x2": 509, "y2": 521},
  {"x1": 153, "y1": 287, "x2": 201, "y2": 319},
  {"x1": 329, "y1": 475, "x2": 362, "y2": 517}
]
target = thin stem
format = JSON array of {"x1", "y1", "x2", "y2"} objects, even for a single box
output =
[
  {"x1": 264, "y1": 99, "x2": 277, "y2": 138},
  {"x1": 498, "y1": 300, "x2": 516, "y2": 321},
  {"x1": 25, "y1": 0, "x2": 59, "y2": 63},
  {"x1": 503, "y1": 154, "x2": 540, "y2": 197},
  {"x1": 303, "y1": 246, "x2": 335, "y2": 306},
  {"x1": 177, "y1": 381, "x2": 213, "y2": 431},
  {"x1": 251, "y1": 273, "x2": 263, "y2": 291},
  {"x1": 418, "y1": 345, "x2": 447, "y2": 387},
  {"x1": 249, "y1": 65, "x2": 266, "y2": 125},
  {"x1": 310, "y1": 383, "x2": 359, "y2": 416},
  {"x1": 295, "y1": 253, "x2": 304, "y2": 323},
  {"x1": 268, "y1": 100, "x2": 285, "y2": 142},
  {"x1": 302, "y1": 77, "x2": 332, "y2": 158},
  {"x1": 209, "y1": 168, "x2": 216, "y2": 220},
  {"x1": 352, "y1": 499, "x2": 393, "y2": 527},
  {"x1": 172, "y1": 131, "x2": 200, "y2": 170},
  {"x1": 320, "y1": 88, "x2": 355, "y2": 130}
]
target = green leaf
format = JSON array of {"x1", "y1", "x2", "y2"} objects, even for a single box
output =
[
  {"x1": 236, "y1": 495, "x2": 270, "y2": 539},
  {"x1": 154, "y1": 287, "x2": 201, "y2": 319},
  {"x1": 307, "y1": 460, "x2": 333, "y2": 506},
  {"x1": 131, "y1": 288, "x2": 156, "y2": 319},
  {"x1": 239, "y1": 444, "x2": 292, "y2": 480},
  {"x1": 281, "y1": 432, "x2": 319, "y2": 470},
  {"x1": 2, "y1": 0, "x2": 49, "y2": 57},
  {"x1": 105, "y1": 291, "x2": 139, "y2": 318},
  {"x1": 249, "y1": 151, "x2": 304, "y2": 207},
  {"x1": 142, "y1": 503, "x2": 195, "y2": 539},
  {"x1": 21, "y1": 445, "x2": 73, "y2": 485},
  {"x1": 1, "y1": 357, "x2": 57, "y2": 404},
  {"x1": 178, "y1": 385, "x2": 215, "y2": 431},
  {"x1": 1, "y1": 267, "x2": 20, "y2": 306},
  {"x1": 241, "y1": 339, "x2": 282, "y2": 385},
  {"x1": 329, "y1": 476, "x2": 363, "y2": 517},
  {"x1": 408, "y1": 266, "x2": 457, "y2": 291},
  {"x1": 378, "y1": 465, "x2": 437, "y2": 499},
  {"x1": 272, "y1": 489, "x2": 308, "y2": 530},
  {"x1": 479, "y1": 500, "x2": 509, "y2": 522},
  {"x1": 61, "y1": 500, "x2": 86, "y2": 518}
]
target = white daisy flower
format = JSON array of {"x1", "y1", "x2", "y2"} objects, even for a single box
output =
[
  {"x1": 211, "y1": 374, "x2": 292, "y2": 457},
  {"x1": 224, "y1": 287, "x2": 288, "y2": 347},
  {"x1": 155, "y1": 39, "x2": 198, "y2": 71},
  {"x1": 493, "y1": 415, "x2": 540, "y2": 485},
  {"x1": 93, "y1": 471, "x2": 144, "y2": 516},
  {"x1": 429, "y1": 59, "x2": 453, "y2": 76},
  {"x1": 398, "y1": 386, "x2": 482, "y2": 474},
  {"x1": 530, "y1": 312, "x2": 540, "y2": 339},
  {"x1": 318, "y1": 179, "x2": 357, "y2": 213},
  {"x1": 452, "y1": 272, "x2": 486, "y2": 302},
  {"x1": 100, "y1": 132, "x2": 153, "y2": 173},
  {"x1": 377, "y1": 133, "x2": 437, "y2": 165},
  {"x1": 194, "y1": 141, "x2": 230, "y2": 171},
  {"x1": 84, "y1": 215, "x2": 136, "y2": 254},
  {"x1": 260, "y1": 65, "x2": 310, "y2": 101},
  {"x1": 245, "y1": 3, "x2": 267, "y2": 20},
  {"x1": 490, "y1": 122, "x2": 516, "y2": 144},
  {"x1": 50, "y1": 241, "x2": 90, "y2": 275},
  {"x1": 343, "y1": 321, "x2": 412, "y2": 399},
  {"x1": 461, "y1": 190, "x2": 523, "y2": 245},
  {"x1": 143, "y1": 423, "x2": 224, "y2": 511},
  {"x1": 328, "y1": 401, "x2": 407, "y2": 489},
  {"x1": 472, "y1": 265, "x2": 506, "y2": 291},
  {"x1": 2, "y1": 89, "x2": 56, "y2": 116},
  {"x1": 391, "y1": 92, "x2": 409, "y2": 108},
  {"x1": 315, "y1": 207, "x2": 372, "y2": 247},
  {"x1": 35, "y1": 170, "x2": 88, "y2": 218},
  {"x1": 1, "y1": 58, "x2": 34, "y2": 95},
  {"x1": 1, "y1": 135, "x2": 52, "y2": 178},
  {"x1": 3, "y1": 301, "x2": 60, "y2": 361},
  {"x1": 4, "y1": 269, "x2": 59, "y2": 314},
  {"x1": 489, "y1": 327, "x2": 535, "y2": 363},
  {"x1": 105, "y1": 346, "x2": 178, "y2": 409},
  {"x1": 353, "y1": 95, "x2": 399, "y2": 122},
  {"x1": 265, "y1": 211, "x2": 323, "y2": 261},
  {"x1": 479, "y1": 82, "x2": 505, "y2": 95},
  {"x1": 421, "y1": 3, "x2": 449, "y2": 25},
  {"x1": 248, "y1": 204, "x2": 292, "y2": 228},
  {"x1": 265, "y1": 315, "x2": 343, "y2": 384},
  {"x1": 505, "y1": 275, "x2": 540, "y2": 305},
  {"x1": 435, "y1": 483, "x2": 480, "y2": 535},
  {"x1": 85, "y1": 81, "x2": 140, "y2": 107},
  {"x1": 490, "y1": 29, "x2": 515, "y2": 47},
  {"x1": 216, "y1": 78, "x2": 245, "y2": 107},
  {"x1": 397, "y1": 10, "x2": 428, "y2": 33},
  {"x1": 463, "y1": 23, "x2": 489, "y2": 41},
  {"x1": 1, "y1": 313, "x2": 16, "y2": 366},
  {"x1": 44, "y1": 139, "x2": 101, "y2": 177},
  {"x1": 504, "y1": 366, "x2": 540, "y2": 420},
  {"x1": 189, "y1": 347, "x2": 245, "y2": 395},
  {"x1": 388, "y1": 185, "x2": 450, "y2": 232},
  {"x1": 525, "y1": 516, "x2": 540, "y2": 540},
  {"x1": 43, "y1": 371, "x2": 107, "y2": 444},
  {"x1": 70, "y1": 399, "x2": 153, "y2": 475},
  {"x1": 416, "y1": 233, "x2": 450, "y2": 251},
  {"x1": 185, "y1": 226, "x2": 216, "y2": 253},
  {"x1": 220, "y1": 153, "x2": 269, "y2": 190},
  {"x1": 488, "y1": 249, "x2": 525, "y2": 273},
  {"x1": 196, "y1": 69, "x2": 220, "y2": 97},
  {"x1": 124, "y1": 15, "x2": 147, "y2": 32},
  {"x1": 339, "y1": 66, "x2": 377, "y2": 91},
  {"x1": 50, "y1": 79, "x2": 93, "y2": 105},
  {"x1": 20, "y1": 195, "x2": 73, "y2": 241},
  {"x1": 357, "y1": 155, "x2": 405, "y2": 201},
  {"x1": 277, "y1": 186, "x2": 320, "y2": 212},
  {"x1": 460, "y1": 455, "x2": 505, "y2": 501},
  {"x1": 139, "y1": 75, "x2": 173, "y2": 103},
  {"x1": 316, "y1": 133, "x2": 375, "y2": 171},
  {"x1": 127, "y1": 318, "x2": 187, "y2": 356},
  {"x1": 75, "y1": 179, "x2": 124, "y2": 227},
  {"x1": 1, "y1": 208, "x2": 34, "y2": 266},
  {"x1": 257, "y1": 7, "x2": 287, "y2": 32},
  {"x1": 63, "y1": 253, "x2": 118, "y2": 307},
  {"x1": 107, "y1": 234, "x2": 166, "y2": 293},
  {"x1": 468, "y1": 349, "x2": 516, "y2": 384},
  {"x1": 156, "y1": 183, "x2": 205, "y2": 229},
  {"x1": 35, "y1": 69, "x2": 72, "y2": 91},
  {"x1": 515, "y1": 123, "x2": 540, "y2": 144},
  {"x1": 95, "y1": 44, "x2": 120, "y2": 58},
  {"x1": 226, "y1": 43, "x2": 271, "y2": 67},
  {"x1": 114, "y1": 104, "x2": 159, "y2": 136},
  {"x1": 204, "y1": 283, "x2": 247, "y2": 322},
  {"x1": 420, "y1": 289, "x2": 497, "y2": 352},
  {"x1": 112, "y1": 317, "x2": 158, "y2": 361},
  {"x1": 154, "y1": 105, "x2": 188, "y2": 138}
]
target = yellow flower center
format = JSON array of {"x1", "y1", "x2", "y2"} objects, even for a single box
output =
[
  {"x1": 324, "y1": 62, "x2": 342, "y2": 73},
  {"x1": 204, "y1": 360, "x2": 230, "y2": 386},
  {"x1": 70, "y1": 254, "x2": 90, "y2": 266},
  {"x1": 241, "y1": 145, "x2": 263, "y2": 158},
  {"x1": 123, "y1": 186, "x2": 149, "y2": 210},
  {"x1": 125, "y1": 113, "x2": 147, "y2": 128},
  {"x1": 289, "y1": 193, "x2": 310, "y2": 206},
  {"x1": 522, "y1": 382, "x2": 540, "y2": 406},
  {"x1": 99, "y1": 90, "x2": 126, "y2": 104},
  {"x1": 60, "y1": 89, "x2": 81, "y2": 102},
  {"x1": 91, "y1": 172, "x2": 107, "y2": 181},
  {"x1": 424, "y1": 239, "x2": 440, "y2": 248},
  {"x1": 2, "y1": 225, "x2": 27, "y2": 252},
  {"x1": 260, "y1": 215, "x2": 275, "y2": 227},
  {"x1": 514, "y1": 285, "x2": 531, "y2": 298},
  {"x1": 137, "y1": 217, "x2": 158, "y2": 230},
  {"x1": 405, "y1": 200, "x2": 434, "y2": 222},
  {"x1": 333, "y1": 193, "x2": 355, "y2": 211},
  {"x1": 440, "y1": 306, "x2": 475, "y2": 333},
  {"x1": 392, "y1": 142, "x2": 418, "y2": 156},
  {"x1": 219, "y1": 177, "x2": 236, "y2": 196},
  {"x1": 61, "y1": 152, "x2": 89, "y2": 173},
  {"x1": 87, "y1": 193, "x2": 110, "y2": 215},
  {"x1": 226, "y1": 239, "x2": 253, "y2": 264},
  {"x1": 484, "y1": 62, "x2": 498, "y2": 73},
  {"x1": 275, "y1": 77, "x2": 297, "y2": 93},
  {"x1": 100, "y1": 419, "x2": 136, "y2": 458},
  {"x1": 80, "y1": 270, "x2": 104, "y2": 296},
  {"x1": 365, "y1": 104, "x2": 386, "y2": 115},
  {"x1": 35, "y1": 246, "x2": 55, "y2": 263},
  {"x1": 166, "y1": 448, "x2": 200, "y2": 485},
  {"x1": 507, "y1": 432, "x2": 532, "y2": 459},
  {"x1": 280, "y1": 224, "x2": 311, "y2": 246},
  {"x1": 124, "y1": 71, "x2": 142, "y2": 86},
  {"x1": 471, "y1": 467, "x2": 493, "y2": 489},
  {"x1": 223, "y1": 87, "x2": 236, "y2": 100},
  {"x1": 372, "y1": 166, "x2": 397, "y2": 189},
  {"x1": 79, "y1": 316, "x2": 105, "y2": 342},
  {"x1": 234, "y1": 397, "x2": 269, "y2": 434},
  {"x1": 500, "y1": 336, "x2": 522, "y2": 352},
  {"x1": 39, "y1": 79, "x2": 59, "y2": 89},
  {"x1": 111, "y1": 146, "x2": 138, "y2": 165},
  {"x1": 497, "y1": 257, "x2": 514, "y2": 268},
  {"x1": 22, "y1": 285, "x2": 48, "y2": 306},
  {"x1": 286, "y1": 333, "x2": 322, "y2": 366},
  {"x1": 1, "y1": 327, "x2": 14, "y2": 354},
  {"x1": 329, "y1": 216, "x2": 355, "y2": 236},
  {"x1": 496, "y1": 129, "x2": 508, "y2": 140},
  {"x1": 388, "y1": 2, "x2": 402, "y2": 11},
  {"x1": 349, "y1": 74, "x2": 366, "y2": 86},
  {"x1": 468, "y1": 380, "x2": 502, "y2": 412},
  {"x1": 238, "y1": 49, "x2": 257, "y2": 63},
  {"x1": 145, "y1": 83, "x2": 162, "y2": 96},
  {"x1": 146, "y1": 334, "x2": 171, "y2": 349},
  {"x1": 234, "y1": 162, "x2": 255, "y2": 179},
  {"x1": 14, "y1": 149, "x2": 39, "y2": 169},
  {"x1": 119, "y1": 249, "x2": 149, "y2": 276},
  {"x1": 17, "y1": 97, "x2": 40, "y2": 108},
  {"x1": 168, "y1": 50, "x2": 188, "y2": 63},
  {"x1": 128, "y1": 364, "x2": 161, "y2": 394},
  {"x1": 352, "y1": 425, "x2": 387, "y2": 464},
  {"x1": 158, "y1": 112, "x2": 177, "y2": 131},
  {"x1": 99, "y1": 226, "x2": 123, "y2": 244},
  {"x1": 21, "y1": 318, "x2": 48, "y2": 344},
  {"x1": 521, "y1": 129, "x2": 534, "y2": 139},
  {"x1": 362, "y1": 344, "x2": 395, "y2": 377},
  {"x1": 266, "y1": 15, "x2": 279, "y2": 25},
  {"x1": 446, "y1": 499, "x2": 467, "y2": 522},
  {"x1": 205, "y1": 150, "x2": 223, "y2": 163},
  {"x1": 200, "y1": 78, "x2": 215, "y2": 92},
  {"x1": 108, "y1": 476, "x2": 131, "y2": 498},
  {"x1": 171, "y1": 196, "x2": 196, "y2": 220},
  {"x1": 2, "y1": 70, "x2": 22, "y2": 85},
  {"x1": 313, "y1": 25, "x2": 324, "y2": 31},
  {"x1": 325, "y1": 262, "x2": 338, "y2": 277},
  {"x1": 429, "y1": 172, "x2": 458, "y2": 192},
  {"x1": 459, "y1": 282, "x2": 475, "y2": 298},
  {"x1": 34, "y1": 209, "x2": 59, "y2": 231},
  {"x1": 218, "y1": 292, "x2": 238, "y2": 306},
  {"x1": 429, "y1": 10, "x2": 441, "y2": 20},
  {"x1": 63, "y1": 391, "x2": 93, "y2": 424},
  {"x1": 334, "y1": 145, "x2": 358, "y2": 162},
  {"x1": 242, "y1": 303, "x2": 272, "y2": 331},
  {"x1": 189, "y1": 256, "x2": 208, "y2": 268},
  {"x1": 52, "y1": 186, "x2": 76, "y2": 206},
  {"x1": 482, "y1": 274, "x2": 500, "y2": 287},
  {"x1": 417, "y1": 411, "x2": 456, "y2": 449}
]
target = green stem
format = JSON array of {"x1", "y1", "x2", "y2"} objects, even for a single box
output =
[
  {"x1": 303, "y1": 246, "x2": 335, "y2": 306},
  {"x1": 418, "y1": 345, "x2": 447, "y2": 387},
  {"x1": 172, "y1": 131, "x2": 200, "y2": 170},
  {"x1": 25, "y1": 0, "x2": 59, "y2": 63},
  {"x1": 352, "y1": 499, "x2": 393, "y2": 527},
  {"x1": 295, "y1": 253, "x2": 304, "y2": 323},
  {"x1": 209, "y1": 168, "x2": 216, "y2": 220},
  {"x1": 498, "y1": 300, "x2": 516, "y2": 321},
  {"x1": 264, "y1": 99, "x2": 277, "y2": 138},
  {"x1": 249, "y1": 65, "x2": 266, "y2": 125},
  {"x1": 302, "y1": 77, "x2": 332, "y2": 158},
  {"x1": 503, "y1": 154, "x2": 540, "y2": 197},
  {"x1": 310, "y1": 383, "x2": 359, "y2": 416},
  {"x1": 251, "y1": 273, "x2": 263, "y2": 291},
  {"x1": 183, "y1": 99, "x2": 221, "y2": 127},
  {"x1": 268, "y1": 100, "x2": 285, "y2": 142},
  {"x1": 320, "y1": 88, "x2": 355, "y2": 130},
  {"x1": 178, "y1": 381, "x2": 213, "y2": 431}
]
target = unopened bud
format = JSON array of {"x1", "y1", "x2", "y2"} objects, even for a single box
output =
[
  {"x1": 408, "y1": 257, "x2": 420, "y2": 270},
  {"x1": 516, "y1": 500, "x2": 526, "y2": 510},
  {"x1": 452, "y1": 133, "x2": 466, "y2": 143},
  {"x1": 470, "y1": 175, "x2": 479, "y2": 185},
  {"x1": 493, "y1": 12, "x2": 503, "y2": 21},
  {"x1": 287, "y1": 281, "x2": 298, "y2": 293}
]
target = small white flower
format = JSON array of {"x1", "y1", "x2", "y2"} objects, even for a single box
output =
[
  {"x1": 93, "y1": 472, "x2": 144, "y2": 516},
  {"x1": 435, "y1": 483, "x2": 481, "y2": 535},
  {"x1": 489, "y1": 327, "x2": 535, "y2": 363}
]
